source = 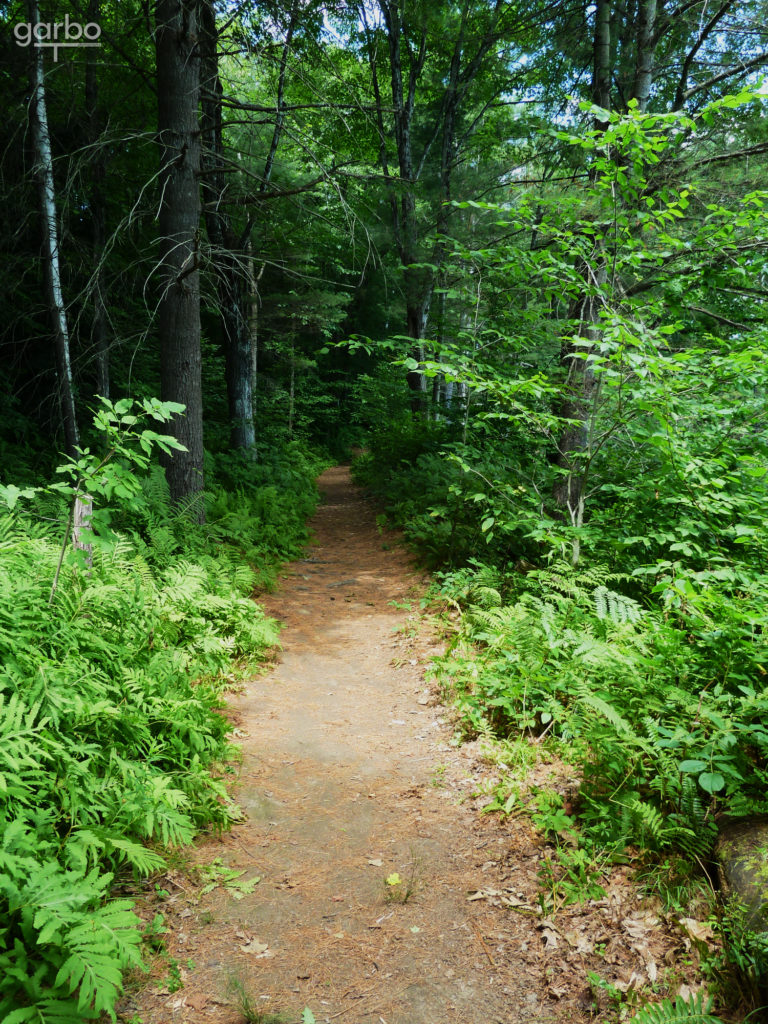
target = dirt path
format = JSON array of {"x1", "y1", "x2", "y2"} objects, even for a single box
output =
[{"x1": 127, "y1": 467, "x2": 615, "y2": 1024}]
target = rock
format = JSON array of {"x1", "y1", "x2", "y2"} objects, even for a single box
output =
[{"x1": 716, "y1": 817, "x2": 768, "y2": 928}]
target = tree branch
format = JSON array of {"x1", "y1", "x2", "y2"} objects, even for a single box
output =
[{"x1": 682, "y1": 49, "x2": 768, "y2": 102}]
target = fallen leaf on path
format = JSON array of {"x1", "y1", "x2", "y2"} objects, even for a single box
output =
[
  {"x1": 240, "y1": 938, "x2": 270, "y2": 956},
  {"x1": 677, "y1": 916, "x2": 714, "y2": 945},
  {"x1": 467, "y1": 888, "x2": 501, "y2": 901},
  {"x1": 613, "y1": 972, "x2": 645, "y2": 994},
  {"x1": 563, "y1": 929, "x2": 593, "y2": 954},
  {"x1": 368, "y1": 858, "x2": 383, "y2": 867},
  {"x1": 539, "y1": 920, "x2": 559, "y2": 950},
  {"x1": 621, "y1": 913, "x2": 661, "y2": 941}
]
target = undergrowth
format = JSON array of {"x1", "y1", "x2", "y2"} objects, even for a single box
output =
[
  {"x1": 0, "y1": 400, "x2": 321, "y2": 1022},
  {"x1": 354, "y1": 412, "x2": 768, "y2": 1019}
]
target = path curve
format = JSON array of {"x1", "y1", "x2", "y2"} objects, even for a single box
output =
[{"x1": 130, "y1": 466, "x2": 583, "y2": 1024}]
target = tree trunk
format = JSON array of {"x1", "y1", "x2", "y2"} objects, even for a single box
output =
[
  {"x1": 222, "y1": 261, "x2": 255, "y2": 450},
  {"x1": 405, "y1": 300, "x2": 429, "y2": 412},
  {"x1": 632, "y1": 0, "x2": 657, "y2": 111},
  {"x1": 199, "y1": 0, "x2": 256, "y2": 455},
  {"x1": 551, "y1": 0, "x2": 613, "y2": 550},
  {"x1": 26, "y1": 0, "x2": 79, "y2": 456},
  {"x1": 378, "y1": 0, "x2": 431, "y2": 408},
  {"x1": 552, "y1": 264, "x2": 606, "y2": 535},
  {"x1": 593, "y1": 0, "x2": 612, "y2": 115},
  {"x1": 248, "y1": 253, "x2": 264, "y2": 428},
  {"x1": 156, "y1": 0, "x2": 204, "y2": 518},
  {"x1": 86, "y1": 0, "x2": 109, "y2": 400},
  {"x1": 288, "y1": 342, "x2": 295, "y2": 439}
]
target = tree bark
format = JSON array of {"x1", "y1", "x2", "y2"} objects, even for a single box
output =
[
  {"x1": 199, "y1": 1, "x2": 298, "y2": 453},
  {"x1": 631, "y1": 0, "x2": 657, "y2": 111},
  {"x1": 593, "y1": 0, "x2": 612, "y2": 114},
  {"x1": 552, "y1": 264, "x2": 606, "y2": 536},
  {"x1": 378, "y1": 0, "x2": 430, "y2": 411},
  {"x1": 26, "y1": 0, "x2": 79, "y2": 456},
  {"x1": 86, "y1": 0, "x2": 109, "y2": 401},
  {"x1": 552, "y1": 0, "x2": 613, "y2": 545},
  {"x1": 199, "y1": 0, "x2": 255, "y2": 454},
  {"x1": 156, "y1": 0, "x2": 204, "y2": 517}
]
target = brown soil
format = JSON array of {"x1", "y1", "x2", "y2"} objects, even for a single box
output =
[{"x1": 125, "y1": 466, "x2": 706, "y2": 1024}]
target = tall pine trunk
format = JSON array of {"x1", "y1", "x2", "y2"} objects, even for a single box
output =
[
  {"x1": 27, "y1": 0, "x2": 79, "y2": 456},
  {"x1": 86, "y1": 0, "x2": 109, "y2": 400},
  {"x1": 156, "y1": 0, "x2": 204, "y2": 517}
]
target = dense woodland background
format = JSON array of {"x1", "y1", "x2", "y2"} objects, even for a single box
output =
[{"x1": 1, "y1": 0, "x2": 768, "y2": 1020}]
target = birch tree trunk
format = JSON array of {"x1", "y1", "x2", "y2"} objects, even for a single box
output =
[
  {"x1": 632, "y1": 0, "x2": 657, "y2": 111},
  {"x1": 156, "y1": 0, "x2": 204, "y2": 517},
  {"x1": 26, "y1": 0, "x2": 79, "y2": 456}
]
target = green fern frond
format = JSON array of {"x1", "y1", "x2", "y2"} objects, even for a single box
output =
[
  {"x1": 630, "y1": 993, "x2": 725, "y2": 1024},
  {"x1": 594, "y1": 585, "x2": 643, "y2": 624},
  {"x1": 577, "y1": 690, "x2": 633, "y2": 736}
]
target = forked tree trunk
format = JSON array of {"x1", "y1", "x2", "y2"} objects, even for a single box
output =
[
  {"x1": 26, "y1": 0, "x2": 79, "y2": 455},
  {"x1": 156, "y1": 0, "x2": 204, "y2": 518}
]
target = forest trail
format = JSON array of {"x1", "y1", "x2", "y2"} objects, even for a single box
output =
[{"x1": 129, "y1": 466, "x2": 590, "y2": 1024}]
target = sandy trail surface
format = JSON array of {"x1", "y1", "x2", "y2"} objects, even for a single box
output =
[{"x1": 128, "y1": 466, "x2": 610, "y2": 1024}]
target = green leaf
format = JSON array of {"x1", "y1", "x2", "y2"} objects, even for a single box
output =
[{"x1": 698, "y1": 771, "x2": 725, "y2": 794}]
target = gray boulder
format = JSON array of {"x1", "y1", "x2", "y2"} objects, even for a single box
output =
[{"x1": 716, "y1": 817, "x2": 768, "y2": 929}]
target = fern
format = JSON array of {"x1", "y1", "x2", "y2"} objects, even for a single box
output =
[
  {"x1": 577, "y1": 689, "x2": 635, "y2": 738},
  {"x1": 0, "y1": 423, "x2": 317, "y2": 1019},
  {"x1": 594, "y1": 584, "x2": 644, "y2": 624},
  {"x1": 630, "y1": 993, "x2": 725, "y2": 1024},
  {"x1": 53, "y1": 899, "x2": 142, "y2": 1017}
]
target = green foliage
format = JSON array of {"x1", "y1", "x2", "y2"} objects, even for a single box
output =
[
  {"x1": 707, "y1": 897, "x2": 768, "y2": 1012},
  {"x1": 434, "y1": 557, "x2": 766, "y2": 862},
  {"x1": 629, "y1": 993, "x2": 725, "y2": 1024},
  {"x1": 0, "y1": 402, "x2": 319, "y2": 1020}
]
